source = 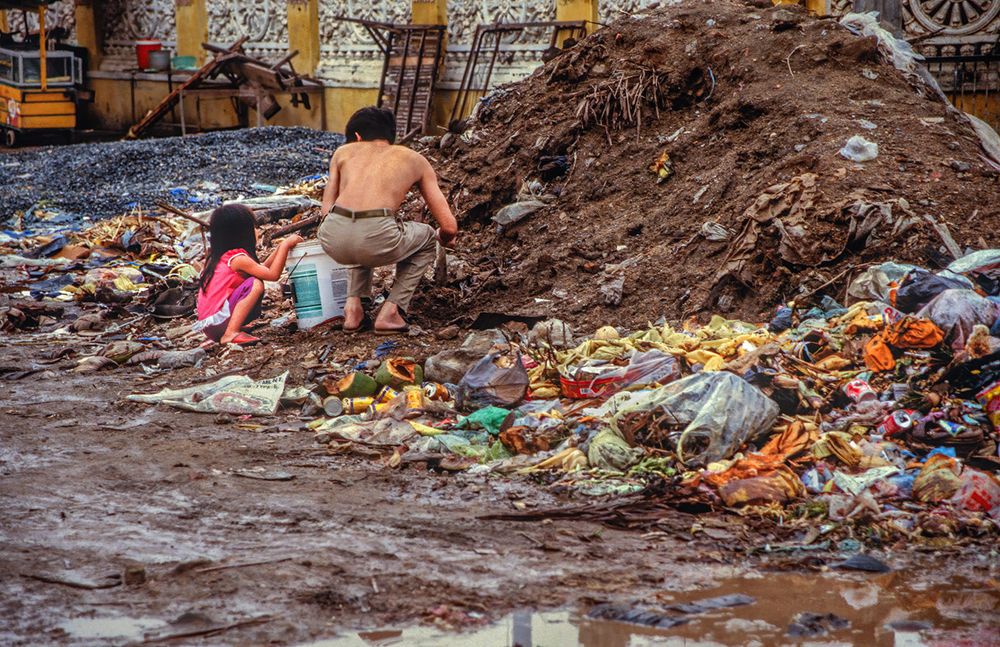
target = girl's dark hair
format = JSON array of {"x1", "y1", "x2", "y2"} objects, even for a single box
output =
[
  {"x1": 199, "y1": 203, "x2": 259, "y2": 292},
  {"x1": 345, "y1": 106, "x2": 396, "y2": 144}
]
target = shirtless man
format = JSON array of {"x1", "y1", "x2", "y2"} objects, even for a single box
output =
[{"x1": 318, "y1": 107, "x2": 458, "y2": 334}]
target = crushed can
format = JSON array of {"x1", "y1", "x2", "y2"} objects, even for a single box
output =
[
  {"x1": 374, "y1": 385, "x2": 399, "y2": 404},
  {"x1": 877, "y1": 410, "x2": 913, "y2": 436},
  {"x1": 404, "y1": 388, "x2": 424, "y2": 411},
  {"x1": 422, "y1": 382, "x2": 450, "y2": 401},
  {"x1": 843, "y1": 378, "x2": 875, "y2": 403},
  {"x1": 342, "y1": 397, "x2": 375, "y2": 415}
]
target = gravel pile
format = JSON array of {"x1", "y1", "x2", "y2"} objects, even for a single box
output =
[{"x1": 0, "y1": 127, "x2": 343, "y2": 224}]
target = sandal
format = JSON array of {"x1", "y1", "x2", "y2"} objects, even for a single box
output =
[
  {"x1": 343, "y1": 314, "x2": 372, "y2": 334},
  {"x1": 374, "y1": 307, "x2": 409, "y2": 336},
  {"x1": 224, "y1": 332, "x2": 261, "y2": 346}
]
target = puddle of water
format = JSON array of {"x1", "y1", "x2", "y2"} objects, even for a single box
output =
[
  {"x1": 59, "y1": 616, "x2": 167, "y2": 640},
  {"x1": 304, "y1": 571, "x2": 999, "y2": 647}
]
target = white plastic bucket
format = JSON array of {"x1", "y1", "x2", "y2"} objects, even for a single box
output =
[{"x1": 286, "y1": 241, "x2": 349, "y2": 330}]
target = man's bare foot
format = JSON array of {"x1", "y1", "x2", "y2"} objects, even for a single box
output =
[
  {"x1": 343, "y1": 297, "x2": 365, "y2": 331},
  {"x1": 374, "y1": 301, "x2": 408, "y2": 332}
]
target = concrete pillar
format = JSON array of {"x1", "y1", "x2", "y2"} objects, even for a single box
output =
[
  {"x1": 175, "y1": 0, "x2": 209, "y2": 65},
  {"x1": 74, "y1": 0, "x2": 102, "y2": 70},
  {"x1": 0, "y1": 10, "x2": 7, "y2": 31},
  {"x1": 287, "y1": 0, "x2": 319, "y2": 75},
  {"x1": 557, "y1": 0, "x2": 599, "y2": 28},
  {"x1": 412, "y1": 0, "x2": 446, "y2": 25}
]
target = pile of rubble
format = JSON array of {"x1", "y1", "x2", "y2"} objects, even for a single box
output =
[{"x1": 0, "y1": 127, "x2": 341, "y2": 222}]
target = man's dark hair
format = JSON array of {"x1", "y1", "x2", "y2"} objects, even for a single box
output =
[{"x1": 345, "y1": 107, "x2": 396, "y2": 144}]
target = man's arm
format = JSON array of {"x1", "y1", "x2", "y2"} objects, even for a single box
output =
[
  {"x1": 417, "y1": 155, "x2": 458, "y2": 246},
  {"x1": 320, "y1": 153, "x2": 339, "y2": 217}
]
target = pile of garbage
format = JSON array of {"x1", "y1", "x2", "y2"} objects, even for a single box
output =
[
  {"x1": 418, "y1": 0, "x2": 1000, "y2": 330},
  {"x1": 296, "y1": 252, "x2": 1000, "y2": 539},
  {"x1": 0, "y1": 186, "x2": 321, "y2": 343}
]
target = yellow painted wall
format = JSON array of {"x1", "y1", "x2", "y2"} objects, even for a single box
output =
[
  {"x1": 82, "y1": 77, "x2": 376, "y2": 136},
  {"x1": 954, "y1": 93, "x2": 1000, "y2": 129}
]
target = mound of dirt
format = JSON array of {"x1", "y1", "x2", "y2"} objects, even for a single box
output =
[{"x1": 412, "y1": 0, "x2": 999, "y2": 331}]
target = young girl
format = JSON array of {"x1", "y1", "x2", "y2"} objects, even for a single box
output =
[{"x1": 194, "y1": 204, "x2": 302, "y2": 345}]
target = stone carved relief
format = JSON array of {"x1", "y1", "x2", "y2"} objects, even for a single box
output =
[
  {"x1": 316, "y1": 0, "x2": 410, "y2": 85},
  {"x1": 4, "y1": 3, "x2": 76, "y2": 42},
  {"x1": 207, "y1": 0, "x2": 288, "y2": 62},
  {"x1": 100, "y1": 0, "x2": 177, "y2": 69},
  {"x1": 441, "y1": 0, "x2": 555, "y2": 88},
  {"x1": 905, "y1": 0, "x2": 1000, "y2": 36}
]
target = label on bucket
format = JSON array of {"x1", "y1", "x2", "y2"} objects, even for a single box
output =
[
  {"x1": 290, "y1": 264, "x2": 323, "y2": 318},
  {"x1": 331, "y1": 269, "x2": 348, "y2": 311}
]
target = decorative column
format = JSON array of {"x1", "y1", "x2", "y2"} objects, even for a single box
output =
[
  {"x1": 175, "y1": 0, "x2": 209, "y2": 65},
  {"x1": 288, "y1": 0, "x2": 319, "y2": 74},
  {"x1": 412, "y1": 0, "x2": 446, "y2": 26},
  {"x1": 557, "y1": 0, "x2": 598, "y2": 28},
  {"x1": 74, "y1": 0, "x2": 102, "y2": 70}
]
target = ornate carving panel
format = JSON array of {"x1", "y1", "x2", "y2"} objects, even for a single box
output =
[
  {"x1": 207, "y1": 0, "x2": 288, "y2": 63},
  {"x1": 100, "y1": 0, "x2": 177, "y2": 70},
  {"x1": 4, "y1": 3, "x2": 76, "y2": 42},
  {"x1": 441, "y1": 0, "x2": 555, "y2": 88},
  {"x1": 904, "y1": 0, "x2": 1000, "y2": 37},
  {"x1": 316, "y1": 0, "x2": 410, "y2": 86}
]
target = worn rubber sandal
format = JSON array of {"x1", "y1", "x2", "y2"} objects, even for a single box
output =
[
  {"x1": 374, "y1": 326, "x2": 409, "y2": 336},
  {"x1": 343, "y1": 314, "x2": 373, "y2": 334},
  {"x1": 226, "y1": 332, "x2": 261, "y2": 346}
]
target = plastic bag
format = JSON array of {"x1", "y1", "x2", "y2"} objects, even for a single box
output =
[
  {"x1": 916, "y1": 289, "x2": 1000, "y2": 350},
  {"x1": 608, "y1": 372, "x2": 779, "y2": 467},
  {"x1": 456, "y1": 352, "x2": 529, "y2": 411},
  {"x1": 839, "y1": 12, "x2": 922, "y2": 77},
  {"x1": 847, "y1": 262, "x2": 917, "y2": 303},
  {"x1": 895, "y1": 269, "x2": 972, "y2": 313},
  {"x1": 949, "y1": 468, "x2": 1000, "y2": 515},
  {"x1": 588, "y1": 429, "x2": 643, "y2": 471},
  {"x1": 561, "y1": 349, "x2": 680, "y2": 399},
  {"x1": 839, "y1": 135, "x2": 878, "y2": 162}
]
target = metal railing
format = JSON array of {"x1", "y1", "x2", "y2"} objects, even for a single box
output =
[{"x1": 922, "y1": 40, "x2": 1000, "y2": 130}]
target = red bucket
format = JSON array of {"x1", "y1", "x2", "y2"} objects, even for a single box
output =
[{"x1": 135, "y1": 40, "x2": 162, "y2": 70}]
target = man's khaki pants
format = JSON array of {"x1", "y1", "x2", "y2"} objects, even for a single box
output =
[{"x1": 318, "y1": 212, "x2": 436, "y2": 312}]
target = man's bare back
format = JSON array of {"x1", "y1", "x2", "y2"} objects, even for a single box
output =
[{"x1": 321, "y1": 141, "x2": 457, "y2": 243}]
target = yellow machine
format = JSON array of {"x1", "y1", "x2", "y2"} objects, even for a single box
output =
[{"x1": 0, "y1": 0, "x2": 83, "y2": 146}]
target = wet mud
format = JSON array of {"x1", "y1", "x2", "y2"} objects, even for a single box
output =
[{"x1": 1, "y1": 341, "x2": 997, "y2": 646}]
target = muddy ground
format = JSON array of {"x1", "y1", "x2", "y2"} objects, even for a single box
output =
[{"x1": 2, "y1": 337, "x2": 998, "y2": 646}]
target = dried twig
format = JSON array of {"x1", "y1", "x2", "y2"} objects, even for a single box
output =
[
  {"x1": 785, "y1": 44, "x2": 805, "y2": 77},
  {"x1": 189, "y1": 557, "x2": 292, "y2": 575}
]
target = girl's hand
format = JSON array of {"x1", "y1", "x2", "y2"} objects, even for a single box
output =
[{"x1": 281, "y1": 234, "x2": 305, "y2": 248}]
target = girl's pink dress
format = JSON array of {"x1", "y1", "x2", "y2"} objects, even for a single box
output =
[{"x1": 194, "y1": 249, "x2": 258, "y2": 339}]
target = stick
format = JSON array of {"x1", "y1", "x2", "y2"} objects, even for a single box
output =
[
  {"x1": 22, "y1": 573, "x2": 120, "y2": 590},
  {"x1": 156, "y1": 201, "x2": 209, "y2": 228},
  {"x1": 138, "y1": 616, "x2": 271, "y2": 644},
  {"x1": 190, "y1": 557, "x2": 292, "y2": 574},
  {"x1": 263, "y1": 210, "x2": 322, "y2": 244},
  {"x1": 786, "y1": 45, "x2": 805, "y2": 77},
  {"x1": 794, "y1": 263, "x2": 872, "y2": 304}
]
